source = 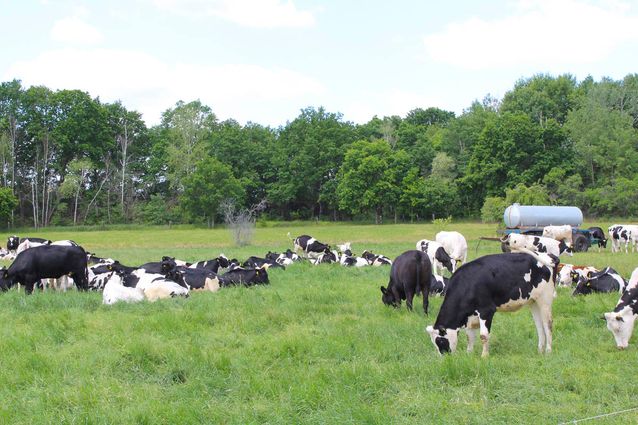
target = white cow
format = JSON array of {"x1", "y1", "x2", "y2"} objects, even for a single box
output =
[
  {"x1": 102, "y1": 273, "x2": 145, "y2": 305},
  {"x1": 542, "y1": 225, "x2": 573, "y2": 245},
  {"x1": 435, "y1": 231, "x2": 468, "y2": 272},
  {"x1": 502, "y1": 233, "x2": 573, "y2": 257}
]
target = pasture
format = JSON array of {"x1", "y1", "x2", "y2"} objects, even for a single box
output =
[{"x1": 0, "y1": 222, "x2": 637, "y2": 424}]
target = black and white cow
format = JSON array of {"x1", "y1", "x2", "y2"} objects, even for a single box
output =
[
  {"x1": 265, "y1": 251, "x2": 296, "y2": 266},
  {"x1": 572, "y1": 267, "x2": 626, "y2": 295},
  {"x1": 608, "y1": 224, "x2": 632, "y2": 253},
  {"x1": 380, "y1": 250, "x2": 432, "y2": 314},
  {"x1": 7, "y1": 235, "x2": 51, "y2": 252},
  {"x1": 588, "y1": 226, "x2": 607, "y2": 251},
  {"x1": 435, "y1": 231, "x2": 468, "y2": 272},
  {"x1": 603, "y1": 267, "x2": 638, "y2": 349},
  {"x1": 166, "y1": 267, "x2": 221, "y2": 292},
  {"x1": 290, "y1": 233, "x2": 331, "y2": 259},
  {"x1": 416, "y1": 239, "x2": 453, "y2": 275},
  {"x1": 219, "y1": 266, "x2": 269, "y2": 286},
  {"x1": 429, "y1": 274, "x2": 450, "y2": 296},
  {"x1": 361, "y1": 250, "x2": 392, "y2": 266},
  {"x1": 188, "y1": 255, "x2": 230, "y2": 273},
  {"x1": 0, "y1": 245, "x2": 89, "y2": 294},
  {"x1": 309, "y1": 250, "x2": 338, "y2": 265},
  {"x1": 139, "y1": 256, "x2": 177, "y2": 275},
  {"x1": 339, "y1": 252, "x2": 369, "y2": 267},
  {"x1": 502, "y1": 233, "x2": 573, "y2": 257},
  {"x1": 242, "y1": 256, "x2": 285, "y2": 269},
  {"x1": 426, "y1": 250, "x2": 559, "y2": 357}
]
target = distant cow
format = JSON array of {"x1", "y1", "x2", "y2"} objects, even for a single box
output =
[
  {"x1": 0, "y1": 245, "x2": 88, "y2": 294},
  {"x1": 139, "y1": 256, "x2": 177, "y2": 275},
  {"x1": 588, "y1": 227, "x2": 607, "y2": 251},
  {"x1": 289, "y1": 233, "x2": 331, "y2": 259},
  {"x1": 242, "y1": 256, "x2": 285, "y2": 269},
  {"x1": 572, "y1": 267, "x2": 626, "y2": 295},
  {"x1": 265, "y1": 251, "x2": 294, "y2": 266},
  {"x1": 219, "y1": 266, "x2": 269, "y2": 286},
  {"x1": 361, "y1": 250, "x2": 392, "y2": 266},
  {"x1": 608, "y1": 225, "x2": 632, "y2": 253},
  {"x1": 502, "y1": 233, "x2": 573, "y2": 257},
  {"x1": 380, "y1": 250, "x2": 432, "y2": 314},
  {"x1": 166, "y1": 267, "x2": 221, "y2": 292},
  {"x1": 189, "y1": 255, "x2": 230, "y2": 273},
  {"x1": 339, "y1": 253, "x2": 369, "y2": 267},
  {"x1": 416, "y1": 239, "x2": 453, "y2": 275},
  {"x1": 7, "y1": 235, "x2": 51, "y2": 253},
  {"x1": 426, "y1": 250, "x2": 559, "y2": 357},
  {"x1": 435, "y1": 231, "x2": 468, "y2": 272},
  {"x1": 542, "y1": 225, "x2": 573, "y2": 245},
  {"x1": 309, "y1": 250, "x2": 338, "y2": 265},
  {"x1": 603, "y1": 267, "x2": 638, "y2": 349}
]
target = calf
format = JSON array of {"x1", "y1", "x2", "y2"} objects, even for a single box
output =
[
  {"x1": 435, "y1": 231, "x2": 468, "y2": 272},
  {"x1": 588, "y1": 226, "x2": 607, "y2": 251},
  {"x1": 380, "y1": 250, "x2": 431, "y2": 314},
  {"x1": 429, "y1": 274, "x2": 449, "y2": 296},
  {"x1": 502, "y1": 233, "x2": 573, "y2": 257},
  {"x1": 572, "y1": 267, "x2": 626, "y2": 295},
  {"x1": 219, "y1": 266, "x2": 269, "y2": 286},
  {"x1": 542, "y1": 224, "x2": 573, "y2": 245},
  {"x1": 603, "y1": 268, "x2": 638, "y2": 349},
  {"x1": 0, "y1": 245, "x2": 88, "y2": 294},
  {"x1": 289, "y1": 233, "x2": 331, "y2": 259},
  {"x1": 608, "y1": 224, "x2": 632, "y2": 253},
  {"x1": 416, "y1": 239, "x2": 453, "y2": 275},
  {"x1": 426, "y1": 250, "x2": 559, "y2": 357}
]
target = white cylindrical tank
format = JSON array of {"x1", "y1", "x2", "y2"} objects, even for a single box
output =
[{"x1": 504, "y1": 203, "x2": 583, "y2": 228}]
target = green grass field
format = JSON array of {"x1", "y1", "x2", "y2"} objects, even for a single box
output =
[{"x1": 0, "y1": 222, "x2": 637, "y2": 424}]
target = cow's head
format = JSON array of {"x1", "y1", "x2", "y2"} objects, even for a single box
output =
[
  {"x1": 426, "y1": 325, "x2": 458, "y2": 355},
  {"x1": 0, "y1": 266, "x2": 13, "y2": 291},
  {"x1": 380, "y1": 285, "x2": 399, "y2": 308},
  {"x1": 217, "y1": 254, "x2": 230, "y2": 268},
  {"x1": 160, "y1": 257, "x2": 177, "y2": 274},
  {"x1": 604, "y1": 308, "x2": 637, "y2": 349},
  {"x1": 572, "y1": 272, "x2": 594, "y2": 295},
  {"x1": 600, "y1": 238, "x2": 608, "y2": 248},
  {"x1": 6, "y1": 235, "x2": 19, "y2": 251},
  {"x1": 254, "y1": 266, "x2": 270, "y2": 284},
  {"x1": 435, "y1": 247, "x2": 454, "y2": 273},
  {"x1": 558, "y1": 240, "x2": 574, "y2": 257}
]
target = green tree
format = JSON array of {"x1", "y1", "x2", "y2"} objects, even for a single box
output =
[
  {"x1": 181, "y1": 157, "x2": 243, "y2": 227},
  {"x1": 0, "y1": 186, "x2": 17, "y2": 227}
]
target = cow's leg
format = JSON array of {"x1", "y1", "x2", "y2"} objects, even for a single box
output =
[
  {"x1": 529, "y1": 303, "x2": 546, "y2": 353},
  {"x1": 539, "y1": 303, "x2": 553, "y2": 353},
  {"x1": 405, "y1": 287, "x2": 415, "y2": 311},
  {"x1": 466, "y1": 316, "x2": 479, "y2": 353},
  {"x1": 477, "y1": 310, "x2": 495, "y2": 357},
  {"x1": 420, "y1": 284, "x2": 429, "y2": 315}
]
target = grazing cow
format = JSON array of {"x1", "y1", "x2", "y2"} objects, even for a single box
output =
[
  {"x1": 429, "y1": 274, "x2": 449, "y2": 296},
  {"x1": 188, "y1": 255, "x2": 230, "y2": 273},
  {"x1": 426, "y1": 250, "x2": 559, "y2": 357},
  {"x1": 572, "y1": 267, "x2": 626, "y2": 295},
  {"x1": 309, "y1": 250, "x2": 338, "y2": 265},
  {"x1": 501, "y1": 233, "x2": 573, "y2": 257},
  {"x1": 380, "y1": 250, "x2": 432, "y2": 314},
  {"x1": 608, "y1": 225, "x2": 632, "y2": 253},
  {"x1": 219, "y1": 266, "x2": 269, "y2": 286},
  {"x1": 603, "y1": 268, "x2": 638, "y2": 349},
  {"x1": 339, "y1": 253, "x2": 369, "y2": 267},
  {"x1": 143, "y1": 279, "x2": 189, "y2": 301},
  {"x1": 416, "y1": 239, "x2": 453, "y2": 275},
  {"x1": 361, "y1": 250, "x2": 392, "y2": 266},
  {"x1": 289, "y1": 233, "x2": 331, "y2": 259},
  {"x1": 166, "y1": 267, "x2": 221, "y2": 292},
  {"x1": 102, "y1": 273, "x2": 145, "y2": 305},
  {"x1": 542, "y1": 225, "x2": 573, "y2": 245},
  {"x1": 588, "y1": 226, "x2": 608, "y2": 251},
  {"x1": 0, "y1": 245, "x2": 88, "y2": 294},
  {"x1": 435, "y1": 231, "x2": 468, "y2": 272}
]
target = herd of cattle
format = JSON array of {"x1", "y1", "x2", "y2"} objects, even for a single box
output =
[{"x1": 1, "y1": 224, "x2": 638, "y2": 357}]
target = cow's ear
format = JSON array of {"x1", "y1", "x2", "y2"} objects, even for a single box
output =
[
  {"x1": 587, "y1": 271, "x2": 593, "y2": 278},
  {"x1": 107, "y1": 265, "x2": 113, "y2": 270},
  {"x1": 380, "y1": 286, "x2": 387, "y2": 294}
]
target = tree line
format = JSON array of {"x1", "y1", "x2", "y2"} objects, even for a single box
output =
[{"x1": 1, "y1": 73, "x2": 638, "y2": 228}]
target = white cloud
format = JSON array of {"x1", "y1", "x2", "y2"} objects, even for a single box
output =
[
  {"x1": 150, "y1": 0, "x2": 315, "y2": 28},
  {"x1": 423, "y1": 0, "x2": 638, "y2": 70},
  {"x1": 3, "y1": 48, "x2": 324, "y2": 125},
  {"x1": 51, "y1": 15, "x2": 104, "y2": 45}
]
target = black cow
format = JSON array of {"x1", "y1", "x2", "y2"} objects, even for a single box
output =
[
  {"x1": 166, "y1": 267, "x2": 220, "y2": 291},
  {"x1": 242, "y1": 256, "x2": 285, "y2": 269},
  {"x1": 572, "y1": 267, "x2": 626, "y2": 295},
  {"x1": 219, "y1": 266, "x2": 269, "y2": 286},
  {"x1": 588, "y1": 226, "x2": 608, "y2": 251},
  {"x1": 429, "y1": 274, "x2": 450, "y2": 296},
  {"x1": 290, "y1": 233, "x2": 331, "y2": 259},
  {"x1": 189, "y1": 255, "x2": 230, "y2": 273},
  {"x1": 426, "y1": 251, "x2": 559, "y2": 357},
  {"x1": 0, "y1": 245, "x2": 89, "y2": 294},
  {"x1": 139, "y1": 256, "x2": 176, "y2": 275},
  {"x1": 380, "y1": 250, "x2": 432, "y2": 314}
]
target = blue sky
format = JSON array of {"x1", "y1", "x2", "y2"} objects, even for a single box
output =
[{"x1": 2, "y1": 0, "x2": 638, "y2": 127}]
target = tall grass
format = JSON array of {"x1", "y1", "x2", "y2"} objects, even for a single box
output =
[{"x1": 0, "y1": 222, "x2": 636, "y2": 423}]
